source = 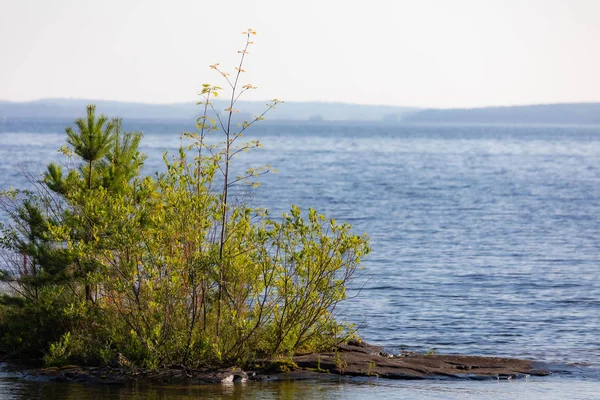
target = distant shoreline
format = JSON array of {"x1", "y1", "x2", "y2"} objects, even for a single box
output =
[
  {"x1": 1, "y1": 99, "x2": 599, "y2": 125},
  {"x1": 2, "y1": 116, "x2": 600, "y2": 130}
]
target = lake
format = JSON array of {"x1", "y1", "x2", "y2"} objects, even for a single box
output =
[{"x1": 1, "y1": 119, "x2": 599, "y2": 398}]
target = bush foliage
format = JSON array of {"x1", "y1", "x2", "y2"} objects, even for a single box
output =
[{"x1": 0, "y1": 31, "x2": 370, "y2": 369}]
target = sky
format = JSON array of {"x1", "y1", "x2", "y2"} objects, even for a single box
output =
[{"x1": 0, "y1": 0, "x2": 599, "y2": 108}]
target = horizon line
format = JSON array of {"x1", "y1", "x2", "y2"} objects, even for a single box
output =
[{"x1": 2, "y1": 97, "x2": 600, "y2": 111}]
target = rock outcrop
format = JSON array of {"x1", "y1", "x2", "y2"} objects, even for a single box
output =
[
  {"x1": 291, "y1": 340, "x2": 550, "y2": 380},
  {"x1": 11, "y1": 340, "x2": 551, "y2": 385}
]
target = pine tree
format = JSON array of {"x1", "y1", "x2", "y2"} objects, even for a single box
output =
[
  {"x1": 42, "y1": 106, "x2": 145, "y2": 302},
  {"x1": 102, "y1": 118, "x2": 146, "y2": 191},
  {"x1": 1, "y1": 105, "x2": 148, "y2": 357},
  {"x1": 66, "y1": 105, "x2": 115, "y2": 191}
]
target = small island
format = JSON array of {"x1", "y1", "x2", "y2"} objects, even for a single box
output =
[
  {"x1": 0, "y1": 32, "x2": 552, "y2": 389},
  {"x1": 11, "y1": 340, "x2": 550, "y2": 385}
]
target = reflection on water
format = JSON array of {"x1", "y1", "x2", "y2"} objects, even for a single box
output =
[{"x1": 1, "y1": 376, "x2": 600, "y2": 400}]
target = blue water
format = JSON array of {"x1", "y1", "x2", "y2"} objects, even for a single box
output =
[{"x1": 1, "y1": 119, "x2": 600, "y2": 398}]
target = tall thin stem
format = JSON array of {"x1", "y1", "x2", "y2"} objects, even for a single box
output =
[{"x1": 216, "y1": 31, "x2": 252, "y2": 339}]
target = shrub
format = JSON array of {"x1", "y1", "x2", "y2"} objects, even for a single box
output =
[{"x1": 0, "y1": 29, "x2": 370, "y2": 368}]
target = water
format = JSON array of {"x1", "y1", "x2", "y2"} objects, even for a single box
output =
[
  {"x1": 1, "y1": 119, "x2": 600, "y2": 398},
  {"x1": 1, "y1": 375, "x2": 600, "y2": 400}
]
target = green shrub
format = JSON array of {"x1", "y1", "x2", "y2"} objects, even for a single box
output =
[
  {"x1": 44, "y1": 332, "x2": 72, "y2": 366},
  {"x1": 0, "y1": 30, "x2": 370, "y2": 368}
]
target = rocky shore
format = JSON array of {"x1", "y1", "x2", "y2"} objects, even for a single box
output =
[{"x1": 10, "y1": 340, "x2": 551, "y2": 385}]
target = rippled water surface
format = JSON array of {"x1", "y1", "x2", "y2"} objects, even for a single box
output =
[{"x1": 1, "y1": 120, "x2": 600, "y2": 398}]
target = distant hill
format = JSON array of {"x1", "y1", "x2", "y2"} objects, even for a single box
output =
[
  {"x1": 0, "y1": 99, "x2": 418, "y2": 122},
  {"x1": 3, "y1": 99, "x2": 599, "y2": 125},
  {"x1": 403, "y1": 103, "x2": 600, "y2": 125}
]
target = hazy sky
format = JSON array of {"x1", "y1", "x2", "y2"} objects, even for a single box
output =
[{"x1": 1, "y1": 0, "x2": 599, "y2": 108}]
